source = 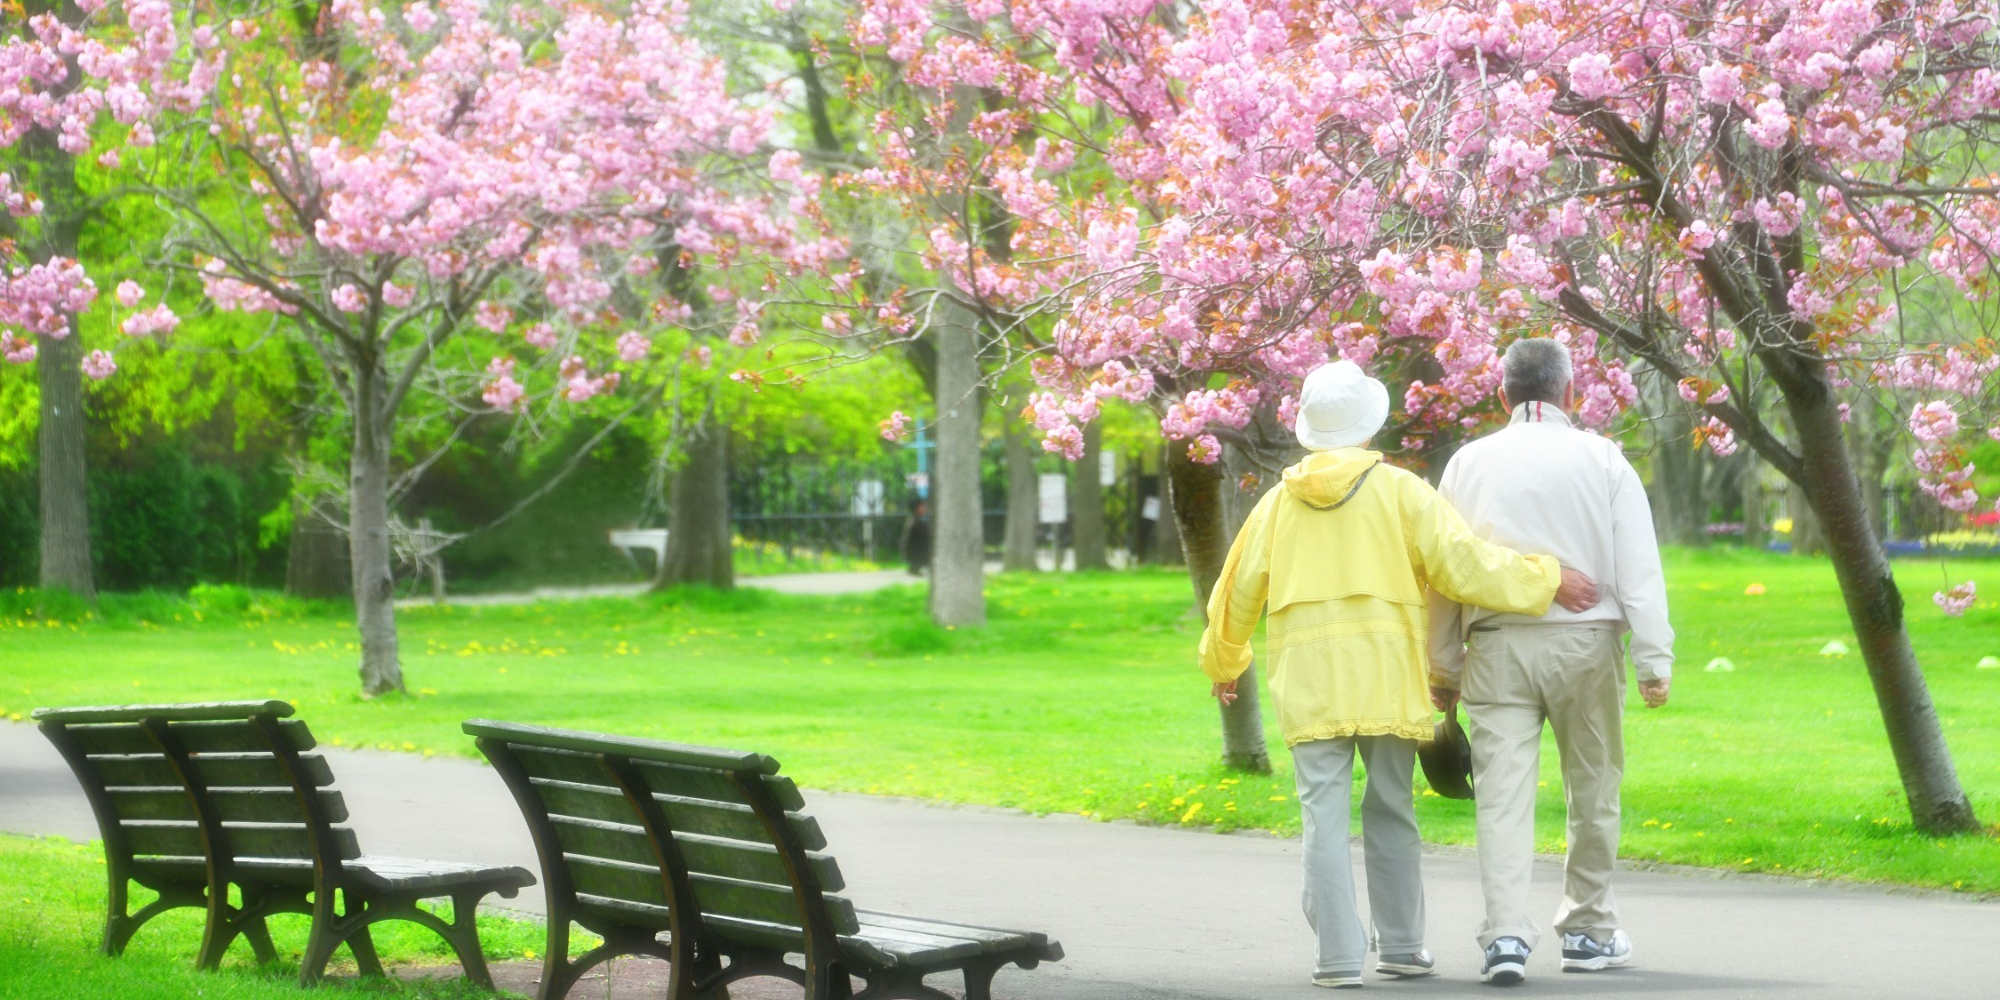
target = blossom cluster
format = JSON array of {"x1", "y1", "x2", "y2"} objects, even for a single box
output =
[
  {"x1": 183, "y1": 0, "x2": 832, "y2": 414},
  {"x1": 848, "y1": 0, "x2": 2000, "y2": 510},
  {"x1": 1, "y1": 0, "x2": 220, "y2": 371}
]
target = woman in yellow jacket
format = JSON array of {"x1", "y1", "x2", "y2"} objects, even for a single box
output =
[{"x1": 1199, "y1": 360, "x2": 1597, "y2": 989}]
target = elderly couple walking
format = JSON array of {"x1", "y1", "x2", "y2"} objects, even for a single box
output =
[{"x1": 1198, "y1": 339, "x2": 1674, "y2": 988}]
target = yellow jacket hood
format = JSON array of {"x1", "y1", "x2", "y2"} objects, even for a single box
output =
[{"x1": 1282, "y1": 448, "x2": 1383, "y2": 509}]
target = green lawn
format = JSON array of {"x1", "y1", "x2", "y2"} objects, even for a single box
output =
[
  {"x1": 3, "y1": 548, "x2": 1998, "y2": 896},
  {"x1": 0, "y1": 834, "x2": 546, "y2": 1000}
]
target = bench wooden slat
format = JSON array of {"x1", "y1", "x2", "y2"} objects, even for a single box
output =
[
  {"x1": 118, "y1": 821, "x2": 359, "y2": 861},
  {"x1": 121, "y1": 820, "x2": 204, "y2": 857},
  {"x1": 531, "y1": 779, "x2": 645, "y2": 826},
  {"x1": 839, "y1": 925, "x2": 984, "y2": 967},
  {"x1": 533, "y1": 779, "x2": 827, "y2": 851},
  {"x1": 464, "y1": 720, "x2": 778, "y2": 774},
  {"x1": 688, "y1": 872, "x2": 858, "y2": 936},
  {"x1": 92, "y1": 753, "x2": 332, "y2": 788},
  {"x1": 511, "y1": 746, "x2": 618, "y2": 789},
  {"x1": 231, "y1": 824, "x2": 359, "y2": 861},
  {"x1": 551, "y1": 816, "x2": 658, "y2": 867},
  {"x1": 64, "y1": 719, "x2": 315, "y2": 756},
  {"x1": 632, "y1": 759, "x2": 807, "y2": 812},
  {"x1": 34, "y1": 700, "x2": 294, "y2": 724},
  {"x1": 564, "y1": 856, "x2": 670, "y2": 908},
  {"x1": 678, "y1": 832, "x2": 844, "y2": 893},
  {"x1": 109, "y1": 788, "x2": 349, "y2": 824},
  {"x1": 574, "y1": 893, "x2": 672, "y2": 932},
  {"x1": 654, "y1": 792, "x2": 828, "y2": 850},
  {"x1": 550, "y1": 816, "x2": 843, "y2": 891},
  {"x1": 852, "y1": 910, "x2": 1040, "y2": 949},
  {"x1": 344, "y1": 855, "x2": 534, "y2": 896},
  {"x1": 701, "y1": 912, "x2": 810, "y2": 952}
]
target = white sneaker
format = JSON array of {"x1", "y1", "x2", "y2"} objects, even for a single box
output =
[
  {"x1": 1560, "y1": 929, "x2": 1632, "y2": 972},
  {"x1": 1312, "y1": 971, "x2": 1364, "y2": 989},
  {"x1": 1481, "y1": 937, "x2": 1530, "y2": 986},
  {"x1": 1376, "y1": 949, "x2": 1436, "y2": 977}
]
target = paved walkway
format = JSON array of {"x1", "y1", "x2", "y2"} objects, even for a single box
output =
[{"x1": 3, "y1": 721, "x2": 1994, "y2": 998}]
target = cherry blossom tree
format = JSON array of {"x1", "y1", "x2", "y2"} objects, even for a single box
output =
[
  {"x1": 850, "y1": 0, "x2": 2000, "y2": 831},
  {"x1": 2, "y1": 0, "x2": 220, "y2": 598},
  {"x1": 843, "y1": 0, "x2": 1289, "y2": 769},
  {"x1": 146, "y1": 0, "x2": 822, "y2": 695}
]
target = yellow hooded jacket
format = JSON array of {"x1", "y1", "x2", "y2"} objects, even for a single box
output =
[{"x1": 1199, "y1": 448, "x2": 1562, "y2": 745}]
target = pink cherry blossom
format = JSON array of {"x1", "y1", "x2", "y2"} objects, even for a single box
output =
[
  {"x1": 1934, "y1": 581, "x2": 1976, "y2": 617},
  {"x1": 1909, "y1": 401, "x2": 1960, "y2": 445},
  {"x1": 81, "y1": 349, "x2": 116, "y2": 380},
  {"x1": 1, "y1": 333, "x2": 34, "y2": 364},
  {"x1": 332, "y1": 284, "x2": 368, "y2": 313},
  {"x1": 115, "y1": 281, "x2": 145, "y2": 308},
  {"x1": 120, "y1": 304, "x2": 179, "y2": 337},
  {"x1": 879, "y1": 410, "x2": 912, "y2": 442},
  {"x1": 615, "y1": 331, "x2": 651, "y2": 362},
  {"x1": 523, "y1": 322, "x2": 559, "y2": 349},
  {"x1": 473, "y1": 302, "x2": 513, "y2": 333}
]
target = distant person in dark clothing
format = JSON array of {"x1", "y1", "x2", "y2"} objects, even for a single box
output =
[{"x1": 900, "y1": 499, "x2": 932, "y2": 576}]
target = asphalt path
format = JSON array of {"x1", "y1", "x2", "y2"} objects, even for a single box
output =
[{"x1": 2, "y1": 721, "x2": 1994, "y2": 998}]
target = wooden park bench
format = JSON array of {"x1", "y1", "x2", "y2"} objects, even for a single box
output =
[
  {"x1": 35, "y1": 700, "x2": 534, "y2": 986},
  {"x1": 465, "y1": 720, "x2": 1063, "y2": 1000}
]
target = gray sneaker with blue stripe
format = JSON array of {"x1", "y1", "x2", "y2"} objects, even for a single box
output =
[{"x1": 1560, "y1": 929, "x2": 1632, "y2": 972}]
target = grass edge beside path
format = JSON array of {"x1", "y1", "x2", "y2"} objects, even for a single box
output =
[{"x1": 3, "y1": 550, "x2": 1999, "y2": 896}]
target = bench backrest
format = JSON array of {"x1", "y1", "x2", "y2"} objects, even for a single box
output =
[
  {"x1": 465, "y1": 720, "x2": 851, "y2": 953},
  {"x1": 35, "y1": 701, "x2": 361, "y2": 876}
]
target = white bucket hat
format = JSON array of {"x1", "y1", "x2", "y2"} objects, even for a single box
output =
[{"x1": 1294, "y1": 360, "x2": 1390, "y2": 452}]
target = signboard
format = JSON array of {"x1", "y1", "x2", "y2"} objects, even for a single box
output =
[
  {"x1": 1099, "y1": 449, "x2": 1118, "y2": 487},
  {"x1": 1141, "y1": 496, "x2": 1161, "y2": 522},
  {"x1": 1037, "y1": 473, "x2": 1069, "y2": 524},
  {"x1": 851, "y1": 479, "x2": 886, "y2": 517}
]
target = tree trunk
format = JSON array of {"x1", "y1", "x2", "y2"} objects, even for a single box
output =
[
  {"x1": 347, "y1": 353, "x2": 404, "y2": 697},
  {"x1": 1789, "y1": 486, "x2": 1824, "y2": 557},
  {"x1": 1001, "y1": 406, "x2": 1039, "y2": 571},
  {"x1": 659, "y1": 411, "x2": 734, "y2": 589},
  {"x1": 37, "y1": 328, "x2": 93, "y2": 598},
  {"x1": 1771, "y1": 359, "x2": 1978, "y2": 834},
  {"x1": 1850, "y1": 405, "x2": 1893, "y2": 542},
  {"x1": 286, "y1": 494, "x2": 351, "y2": 598},
  {"x1": 1072, "y1": 421, "x2": 1109, "y2": 570},
  {"x1": 1167, "y1": 442, "x2": 1271, "y2": 774},
  {"x1": 929, "y1": 306, "x2": 985, "y2": 626},
  {"x1": 1740, "y1": 457, "x2": 1766, "y2": 551},
  {"x1": 1647, "y1": 397, "x2": 1708, "y2": 545},
  {"x1": 1152, "y1": 444, "x2": 1184, "y2": 566},
  {"x1": 22, "y1": 69, "x2": 92, "y2": 600}
]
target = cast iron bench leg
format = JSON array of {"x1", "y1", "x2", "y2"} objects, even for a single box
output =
[
  {"x1": 962, "y1": 958, "x2": 1007, "y2": 1000},
  {"x1": 243, "y1": 916, "x2": 278, "y2": 965}
]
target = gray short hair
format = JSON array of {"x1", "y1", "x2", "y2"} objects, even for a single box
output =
[{"x1": 1502, "y1": 338, "x2": 1573, "y2": 405}]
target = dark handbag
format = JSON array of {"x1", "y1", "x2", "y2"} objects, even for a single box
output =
[{"x1": 1418, "y1": 704, "x2": 1475, "y2": 800}]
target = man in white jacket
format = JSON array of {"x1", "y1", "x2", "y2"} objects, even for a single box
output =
[{"x1": 1426, "y1": 338, "x2": 1674, "y2": 986}]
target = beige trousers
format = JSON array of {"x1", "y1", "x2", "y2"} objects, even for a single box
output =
[{"x1": 1462, "y1": 622, "x2": 1624, "y2": 951}]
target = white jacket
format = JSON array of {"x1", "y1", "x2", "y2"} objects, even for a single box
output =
[{"x1": 1427, "y1": 402, "x2": 1675, "y2": 684}]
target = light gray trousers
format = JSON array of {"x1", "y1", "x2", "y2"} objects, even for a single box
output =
[
  {"x1": 1462, "y1": 622, "x2": 1625, "y2": 951},
  {"x1": 1292, "y1": 735, "x2": 1426, "y2": 974}
]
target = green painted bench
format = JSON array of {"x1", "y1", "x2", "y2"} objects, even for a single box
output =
[
  {"x1": 35, "y1": 700, "x2": 534, "y2": 986},
  {"x1": 466, "y1": 720, "x2": 1063, "y2": 1000}
]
